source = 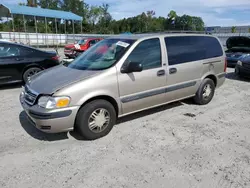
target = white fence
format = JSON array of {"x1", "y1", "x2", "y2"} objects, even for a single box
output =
[
  {"x1": 0, "y1": 32, "x2": 114, "y2": 46},
  {"x1": 1, "y1": 31, "x2": 250, "y2": 47}
]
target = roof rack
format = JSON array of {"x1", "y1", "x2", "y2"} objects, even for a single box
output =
[{"x1": 134, "y1": 30, "x2": 207, "y2": 34}]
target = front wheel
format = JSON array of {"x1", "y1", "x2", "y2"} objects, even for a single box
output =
[
  {"x1": 75, "y1": 99, "x2": 116, "y2": 140},
  {"x1": 194, "y1": 78, "x2": 215, "y2": 105},
  {"x1": 23, "y1": 67, "x2": 42, "y2": 83}
]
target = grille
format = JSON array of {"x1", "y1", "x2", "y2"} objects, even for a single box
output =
[
  {"x1": 243, "y1": 63, "x2": 250, "y2": 69},
  {"x1": 64, "y1": 47, "x2": 72, "y2": 51},
  {"x1": 24, "y1": 86, "x2": 38, "y2": 105},
  {"x1": 227, "y1": 60, "x2": 237, "y2": 64}
]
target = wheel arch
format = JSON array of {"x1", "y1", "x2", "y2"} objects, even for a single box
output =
[
  {"x1": 204, "y1": 74, "x2": 217, "y2": 87},
  {"x1": 22, "y1": 64, "x2": 43, "y2": 76},
  {"x1": 77, "y1": 95, "x2": 120, "y2": 118}
]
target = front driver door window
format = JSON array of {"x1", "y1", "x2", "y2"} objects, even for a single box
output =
[
  {"x1": 117, "y1": 38, "x2": 167, "y2": 114},
  {"x1": 126, "y1": 38, "x2": 162, "y2": 70}
]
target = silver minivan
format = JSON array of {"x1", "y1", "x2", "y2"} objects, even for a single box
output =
[{"x1": 20, "y1": 34, "x2": 227, "y2": 140}]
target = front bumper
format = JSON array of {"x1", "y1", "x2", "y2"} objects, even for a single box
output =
[
  {"x1": 20, "y1": 92, "x2": 79, "y2": 133},
  {"x1": 216, "y1": 72, "x2": 226, "y2": 88},
  {"x1": 227, "y1": 60, "x2": 238, "y2": 67},
  {"x1": 64, "y1": 50, "x2": 75, "y2": 57},
  {"x1": 235, "y1": 65, "x2": 250, "y2": 78}
]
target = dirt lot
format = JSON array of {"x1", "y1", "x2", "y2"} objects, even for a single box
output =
[{"x1": 0, "y1": 68, "x2": 250, "y2": 188}]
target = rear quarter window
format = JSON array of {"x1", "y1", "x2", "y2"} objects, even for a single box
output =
[
  {"x1": 165, "y1": 36, "x2": 223, "y2": 66},
  {"x1": 19, "y1": 47, "x2": 34, "y2": 56}
]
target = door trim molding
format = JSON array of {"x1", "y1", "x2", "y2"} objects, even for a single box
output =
[
  {"x1": 120, "y1": 81, "x2": 197, "y2": 103},
  {"x1": 0, "y1": 76, "x2": 11, "y2": 80}
]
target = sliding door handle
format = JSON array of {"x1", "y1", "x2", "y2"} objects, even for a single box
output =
[{"x1": 169, "y1": 68, "x2": 177, "y2": 74}]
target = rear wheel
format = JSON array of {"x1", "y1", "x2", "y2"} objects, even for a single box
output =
[
  {"x1": 194, "y1": 78, "x2": 215, "y2": 105},
  {"x1": 23, "y1": 67, "x2": 42, "y2": 83},
  {"x1": 75, "y1": 99, "x2": 116, "y2": 140}
]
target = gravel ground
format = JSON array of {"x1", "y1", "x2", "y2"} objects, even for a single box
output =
[{"x1": 0, "y1": 68, "x2": 250, "y2": 188}]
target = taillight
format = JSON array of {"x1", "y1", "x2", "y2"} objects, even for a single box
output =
[
  {"x1": 224, "y1": 57, "x2": 227, "y2": 72},
  {"x1": 52, "y1": 56, "x2": 60, "y2": 61}
]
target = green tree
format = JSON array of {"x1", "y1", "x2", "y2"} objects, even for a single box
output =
[
  {"x1": 39, "y1": 0, "x2": 60, "y2": 9},
  {"x1": 168, "y1": 10, "x2": 177, "y2": 19},
  {"x1": 145, "y1": 10, "x2": 155, "y2": 31},
  {"x1": 27, "y1": 0, "x2": 38, "y2": 7},
  {"x1": 97, "y1": 3, "x2": 113, "y2": 33},
  {"x1": 8, "y1": 2, "x2": 205, "y2": 34},
  {"x1": 139, "y1": 12, "x2": 147, "y2": 32},
  {"x1": 166, "y1": 10, "x2": 177, "y2": 29},
  {"x1": 61, "y1": 0, "x2": 84, "y2": 16},
  {"x1": 19, "y1": 2, "x2": 26, "y2": 6},
  {"x1": 231, "y1": 26, "x2": 236, "y2": 33},
  {"x1": 88, "y1": 6, "x2": 102, "y2": 26}
]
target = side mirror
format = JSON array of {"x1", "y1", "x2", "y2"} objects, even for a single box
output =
[{"x1": 121, "y1": 61, "x2": 143, "y2": 73}]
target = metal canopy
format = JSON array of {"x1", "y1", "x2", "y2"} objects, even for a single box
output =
[{"x1": 0, "y1": 4, "x2": 82, "y2": 21}]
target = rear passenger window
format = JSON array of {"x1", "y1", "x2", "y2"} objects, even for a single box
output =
[
  {"x1": 20, "y1": 47, "x2": 34, "y2": 56},
  {"x1": 126, "y1": 38, "x2": 161, "y2": 70},
  {"x1": 165, "y1": 36, "x2": 223, "y2": 65}
]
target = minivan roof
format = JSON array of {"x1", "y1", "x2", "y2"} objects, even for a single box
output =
[{"x1": 109, "y1": 33, "x2": 212, "y2": 40}]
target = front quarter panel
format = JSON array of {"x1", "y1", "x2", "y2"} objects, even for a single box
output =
[{"x1": 54, "y1": 67, "x2": 122, "y2": 115}]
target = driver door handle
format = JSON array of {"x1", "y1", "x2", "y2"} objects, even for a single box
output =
[
  {"x1": 15, "y1": 58, "x2": 24, "y2": 61},
  {"x1": 157, "y1": 70, "x2": 165, "y2": 76}
]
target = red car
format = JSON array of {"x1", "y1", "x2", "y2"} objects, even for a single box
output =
[{"x1": 64, "y1": 37, "x2": 103, "y2": 58}]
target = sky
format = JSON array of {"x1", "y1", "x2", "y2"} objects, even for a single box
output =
[{"x1": 2, "y1": 0, "x2": 250, "y2": 26}]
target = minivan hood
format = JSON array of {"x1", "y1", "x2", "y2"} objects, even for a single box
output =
[
  {"x1": 241, "y1": 55, "x2": 250, "y2": 63},
  {"x1": 226, "y1": 36, "x2": 250, "y2": 49},
  {"x1": 27, "y1": 65, "x2": 102, "y2": 94}
]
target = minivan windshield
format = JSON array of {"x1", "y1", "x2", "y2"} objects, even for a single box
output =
[{"x1": 67, "y1": 38, "x2": 135, "y2": 70}]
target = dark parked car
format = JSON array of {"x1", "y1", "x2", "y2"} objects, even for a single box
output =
[
  {"x1": 235, "y1": 56, "x2": 250, "y2": 78},
  {"x1": 0, "y1": 41, "x2": 60, "y2": 85},
  {"x1": 225, "y1": 36, "x2": 250, "y2": 67}
]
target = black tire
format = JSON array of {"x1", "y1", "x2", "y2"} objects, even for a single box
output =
[
  {"x1": 235, "y1": 67, "x2": 242, "y2": 78},
  {"x1": 194, "y1": 78, "x2": 215, "y2": 105},
  {"x1": 23, "y1": 67, "x2": 42, "y2": 83},
  {"x1": 75, "y1": 99, "x2": 117, "y2": 140}
]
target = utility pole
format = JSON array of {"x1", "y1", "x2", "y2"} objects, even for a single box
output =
[{"x1": 80, "y1": 0, "x2": 84, "y2": 33}]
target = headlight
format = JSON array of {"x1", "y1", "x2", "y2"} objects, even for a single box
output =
[
  {"x1": 38, "y1": 96, "x2": 70, "y2": 109},
  {"x1": 237, "y1": 61, "x2": 242, "y2": 66}
]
